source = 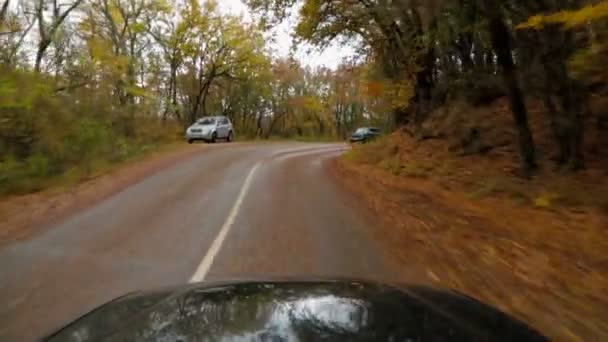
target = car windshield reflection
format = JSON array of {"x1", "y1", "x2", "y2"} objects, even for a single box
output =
[{"x1": 198, "y1": 118, "x2": 216, "y2": 125}]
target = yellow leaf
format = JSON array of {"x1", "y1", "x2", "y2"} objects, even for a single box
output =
[
  {"x1": 518, "y1": 1, "x2": 608, "y2": 30},
  {"x1": 534, "y1": 193, "x2": 558, "y2": 209}
]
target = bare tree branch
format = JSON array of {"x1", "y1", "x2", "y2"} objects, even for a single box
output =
[
  {"x1": 6, "y1": 16, "x2": 36, "y2": 64},
  {"x1": 35, "y1": 0, "x2": 85, "y2": 72},
  {"x1": 0, "y1": 0, "x2": 10, "y2": 27}
]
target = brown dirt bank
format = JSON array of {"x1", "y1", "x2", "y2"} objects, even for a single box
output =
[{"x1": 330, "y1": 149, "x2": 608, "y2": 341}]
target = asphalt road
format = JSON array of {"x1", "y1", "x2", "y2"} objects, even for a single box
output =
[{"x1": 0, "y1": 142, "x2": 403, "y2": 341}]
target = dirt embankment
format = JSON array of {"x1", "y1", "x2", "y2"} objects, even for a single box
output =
[
  {"x1": 331, "y1": 124, "x2": 608, "y2": 340},
  {"x1": 0, "y1": 144, "x2": 206, "y2": 246}
]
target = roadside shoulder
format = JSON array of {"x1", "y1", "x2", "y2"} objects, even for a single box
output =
[{"x1": 0, "y1": 144, "x2": 206, "y2": 246}]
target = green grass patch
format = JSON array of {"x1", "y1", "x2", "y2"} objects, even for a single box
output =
[
  {"x1": 0, "y1": 126, "x2": 180, "y2": 196},
  {"x1": 343, "y1": 136, "x2": 432, "y2": 179},
  {"x1": 342, "y1": 136, "x2": 400, "y2": 165},
  {"x1": 0, "y1": 144, "x2": 164, "y2": 196}
]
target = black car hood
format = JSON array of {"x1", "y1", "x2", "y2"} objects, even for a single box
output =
[{"x1": 46, "y1": 280, "x2": 547, "y2": 341}]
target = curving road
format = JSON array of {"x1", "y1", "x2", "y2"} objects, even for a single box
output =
[{"x1": 0, "y1": 142, "x2": 404, "y2": 341}]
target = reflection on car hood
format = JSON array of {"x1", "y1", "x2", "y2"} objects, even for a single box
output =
[{"x1": 45, "y1": 280, "x2": 547, "y2": 341}]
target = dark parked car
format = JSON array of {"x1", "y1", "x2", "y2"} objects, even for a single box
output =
[
  {"x1": 350, "y1": 127, "x2": 380, "y2": 143},
  {"x1": 46, "y1": 280, "x2": 547, "y2": 341}
]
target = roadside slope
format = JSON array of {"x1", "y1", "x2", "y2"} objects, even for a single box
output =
[{"x1": 331, "y1": 136, "x2": 608, "y2": 341}]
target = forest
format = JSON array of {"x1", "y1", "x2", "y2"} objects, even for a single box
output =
[{"x1": 1, "y1": 0, "x2": 608, "y2": 194}]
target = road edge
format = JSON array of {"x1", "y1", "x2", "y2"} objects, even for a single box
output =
[{"x1": 0, "y1": 144, "x2": 208, "y2": 246}]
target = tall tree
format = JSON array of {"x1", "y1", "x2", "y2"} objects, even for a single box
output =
[{"x1": 480, "y1": 0, "x2": 537, "y2": 173}]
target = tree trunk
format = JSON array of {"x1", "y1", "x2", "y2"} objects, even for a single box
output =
[
  {"x1": 543, "y1": 88, "x2": 568, "y2": 163},
  {"x1": 561, "y1": 80, "x2": 586, "y2": 170},
  {"x1": 483, "y1": 0, "x2": 537, "y2": 175},
  {"x1": 256, "y1": 114, "x2": 263, "y2": 138},
  {"x1": 456, "y1": 33, "x2": 475, "y2": 72},
  {"x1": 0, "y1": 0, "x2": 9, "y2": 26},
  {"x1": 199, "y1": 77, "x2": 213, "y2": 118},
  {"x1": 570, "y1": 93, "x2": 586, "y2": 170},
  {"x1": 34, "y1": 39, "x2": 51, "y2": 73},
  {"x1": 484, "y1": 52, "x2": 494, "y2": 72},
  {"x1": 267, "y1": 111, "x2": 287, "y2": 139},
  {"x1": 539, "y1": 26, "x2": 586, "y2": 170},
  {"x1": 413, "y1": 47, "x2": 435, "y2": 124}
]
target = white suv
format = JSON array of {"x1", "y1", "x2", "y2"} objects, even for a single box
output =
[{"x1": 186, "y1": 116, "x2": 234, "y2": 144}]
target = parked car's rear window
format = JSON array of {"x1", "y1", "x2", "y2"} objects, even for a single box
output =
[
  {"x1": 198, "y1": 118, "x2": 216, "y2": 125},
  {"x1": 354, "y1": 128, "x2": 368, "y2": 134}
]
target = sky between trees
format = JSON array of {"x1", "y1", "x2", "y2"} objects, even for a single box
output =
[{"x1": 219, "y1": 0, "x2": 357, "y2": 69}]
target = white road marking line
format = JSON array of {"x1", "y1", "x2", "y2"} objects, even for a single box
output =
[
  {"x1": 189, "y1": 162, "x2": 260, "y2": 283},
  {"x1": 188, "y1": 145, "x2": 342, "y2": 283}
]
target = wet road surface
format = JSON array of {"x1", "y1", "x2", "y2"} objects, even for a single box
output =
[{"x1": 0, "y1": 142, "x2": 403, "y2": 341}]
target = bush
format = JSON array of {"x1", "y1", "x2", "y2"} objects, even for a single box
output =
[
  {"x1": 440, "y1": 73, "x2": 505, "y2": 105},
  {"x1": 26, "y1": 153, "x2": 50, "y2": 178},
  {"x1": 0, "y1": 69, "x2": 179, "y2": 195},
  {"x1": 345, "y1": 137, "x2": 400, "y2": 165},
  {"x1": 464, "y1": 76, "x2": 506, "y2": 106}
]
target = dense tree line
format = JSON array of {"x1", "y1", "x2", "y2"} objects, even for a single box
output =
[
  {"x1": 249, "y1": 0, "x2": 608, "y2": 175},
  {"x1": 2, "y1": 0, "x2": 606, "y2": 193}
]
